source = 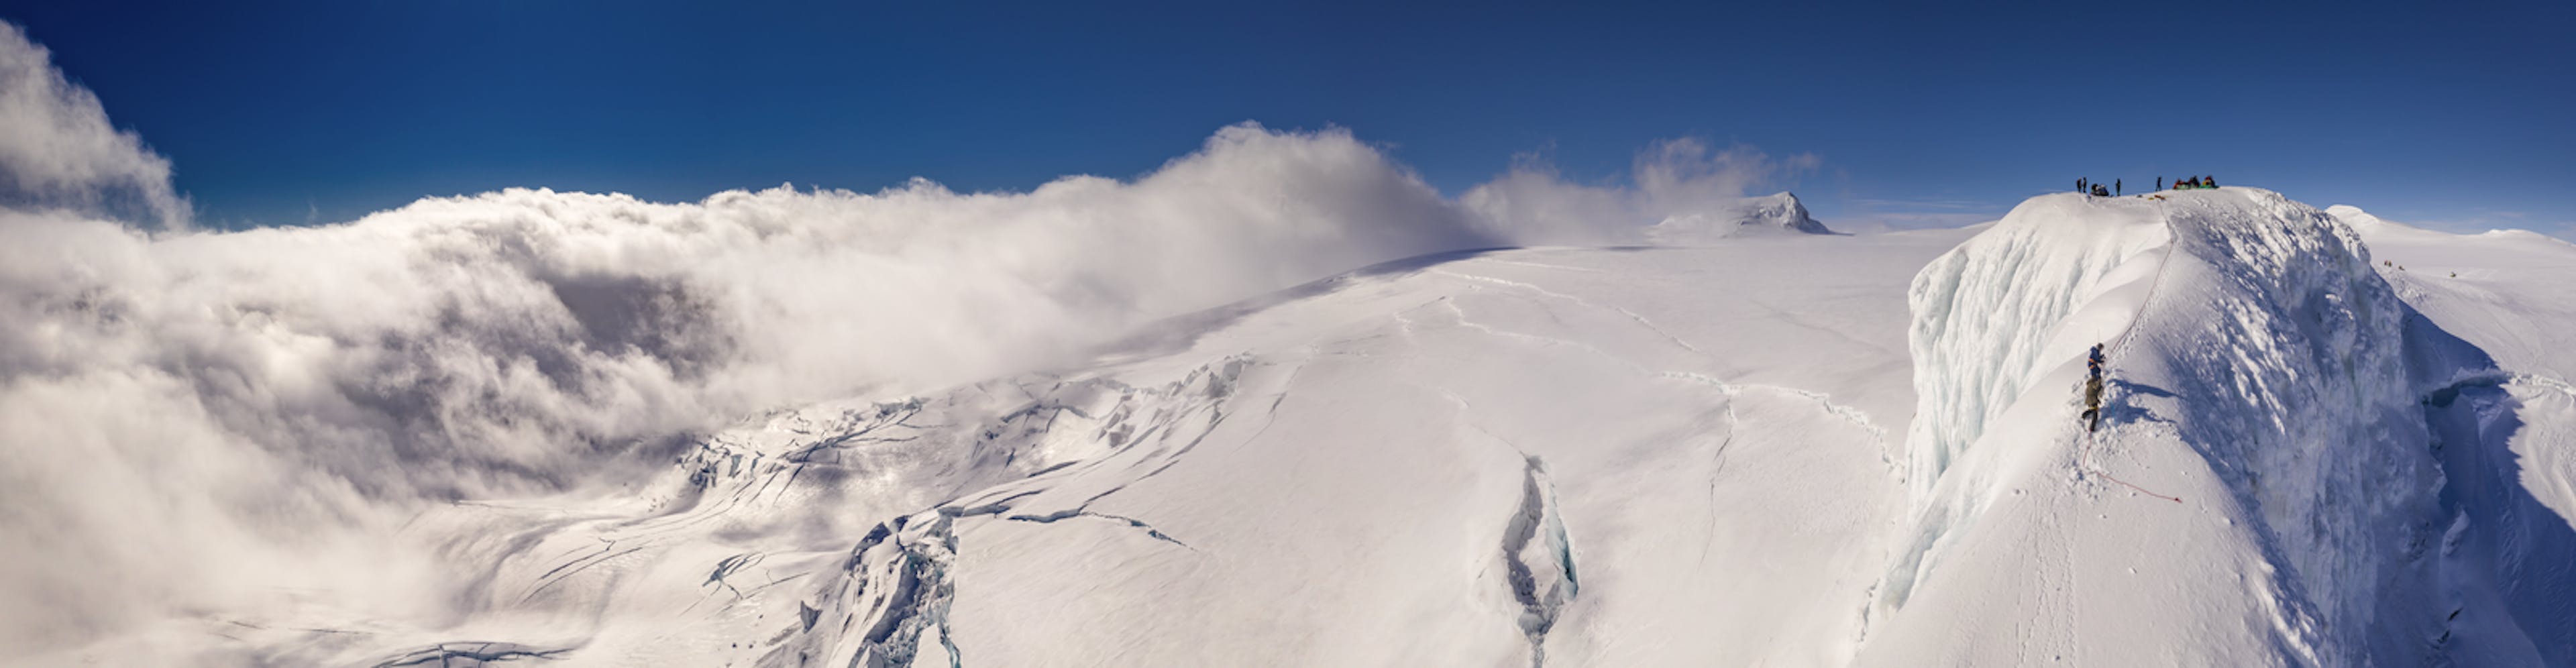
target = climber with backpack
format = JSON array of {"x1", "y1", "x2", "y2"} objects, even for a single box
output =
[{"x1": 2081, "y1": 343, "x2": 2106, "y2": 431}]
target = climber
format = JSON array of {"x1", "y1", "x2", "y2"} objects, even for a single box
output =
[
  {"x1": 2204, "y1": 175, "x2": 2218, "y2": 188},
  {"x1": 2115, "y1": 178, "x2": 2123, "y2": 196},
  {"x1": 2157, "y1": 176, "x2": 2164, "y2": 190},
  {"x1": 2078, "y1": 177, "x2": 2088, "y2": 194},
  {"x1": 2080, "y1": 343, "x2": 2106, "y2": 431},
  {"x1": 2092, "y1": 183, "x2": 2110, "y2": 197}
]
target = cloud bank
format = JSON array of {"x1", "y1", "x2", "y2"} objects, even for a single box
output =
[
  {"x1": 0, "y1": 23, "x2": 1818, "y2": 651},
  {"x1": 1462, "y1": 138, "x2": 1819, "y2": 244},
  {"x1": 0, "y1": 23, "x2": 186, "y2": 230},
  {"x1": 0, "y1": 123, "x2": 1495, "y2": 648}
]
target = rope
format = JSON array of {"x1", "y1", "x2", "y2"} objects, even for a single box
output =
[
  {"x1": 2078, "y1": 199, "x2": 2184, "y2": 505},
  {"x1": 2104, "y1": 203, "x2": 2181, "y2": 357},
  {"x1": 2096, "y1": 467, "x2": 2183, "y2": 504}
]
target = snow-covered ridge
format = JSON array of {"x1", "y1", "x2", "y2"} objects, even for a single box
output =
[
  {"x1": 1898, "y1": 192, "x2": 2171, "y2": 500},
  {"x1": 1873, "y1": 187, "x2": 2454, "y2": 663},
  {"x1": 2106, "y1": 188, "x2": 2432, "y2": 660}
]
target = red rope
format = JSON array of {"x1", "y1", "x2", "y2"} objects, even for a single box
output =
[{"x1": 2098, "y1": 469, "x2": 2184, "y2": 504}]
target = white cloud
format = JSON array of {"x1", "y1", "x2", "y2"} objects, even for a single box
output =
[
  {"x1": 0, "y1": 23, "x2": 187, "y2": 230},
  {"x1": 0, "y1": 23, "x2": 1835, "y2": 649},
  {"x1": 1460, "y1": 138, "x2": 1818, "y2": 245},
  {"x1": 0, "y1": 119, "x2": 1510, "y2": 648}
]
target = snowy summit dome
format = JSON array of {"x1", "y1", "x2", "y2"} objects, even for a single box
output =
[
  {"x1": 2324, "y1": 204, "x2": 2397, "y2": 231},
  {"x1": 1647, "y1": 191, "x2": 1834, "y2": 243}
]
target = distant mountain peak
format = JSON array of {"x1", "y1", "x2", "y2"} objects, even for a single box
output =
[{"x1": 1647, "y1": 191, "x2": 1834, "y2": 243}]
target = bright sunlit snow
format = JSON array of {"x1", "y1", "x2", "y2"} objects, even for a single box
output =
[
  {"x1": 19, "y1": 184, "x2": 2575, "y2": 667},
  {"x1": 5, "y1": 13, "x2": 2575, "y2": 668}
]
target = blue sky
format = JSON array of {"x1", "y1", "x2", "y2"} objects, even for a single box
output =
[{"x1": 4, "y1": 0, "x2": 2571, "y2": 235}]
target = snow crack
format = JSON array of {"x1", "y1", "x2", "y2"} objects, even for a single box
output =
[
  {"x1": 705, "y1": 551, "x2": 767, "y2": 598},
  {"x1": 1658, "y1": 371, "x2": 1890, "y2": 447},
  {"x1": 1431, "y1": 297, "x2": 1886, "y2": 449},
  {"x1": 370, "y1": 643, "x2": 571, "y2": 667},
  {"x1": 1433, "y1": 269, "x2": 1703, "y2": 355},
  {"x1": 1004, "y1": 510, "x2": 1194, "y2": 550},
  {"x1": 1499, "y1": 456, "x2": 1578, "y2": 667}
]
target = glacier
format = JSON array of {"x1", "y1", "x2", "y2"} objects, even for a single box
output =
[{"x1": 14, "y1": 187, "x2": 2576, "y2": 667}]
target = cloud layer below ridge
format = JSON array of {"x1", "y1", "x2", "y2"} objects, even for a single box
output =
[{"x1": 0, "y1": 21, "x2": 1815, "y2": 651}]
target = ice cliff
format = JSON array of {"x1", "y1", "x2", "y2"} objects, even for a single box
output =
[{"x1": 1868, "y1": 186, "x2": 2496, "y2": 665}]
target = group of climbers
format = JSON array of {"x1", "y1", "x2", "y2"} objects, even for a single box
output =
[
  {"x1": 2080, "y1": 175, "x2": 2222, "y2": 197},
  {"x1": 2161, "y1": 175, "x2": 2218, "y2": 190},
  {"x1": 2074, "y1": 339, "x2": 2183, "y2": 502}
]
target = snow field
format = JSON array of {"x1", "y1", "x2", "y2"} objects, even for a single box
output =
[{"x1": 23, "y1": 188, "x2": 2576, "y2": 667}]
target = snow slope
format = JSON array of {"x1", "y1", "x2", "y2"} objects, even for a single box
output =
[
  {"x1": 2341, "y1": 205, "x2": 2576, "y2": 664},
  {"x1": 1865, "y1": 188, "x2": 2576, "y2": 665},
  {"x1": 17, "y1": 227, "x2": 1965, "y2": 666},
  {"x1": 21, "y1": 188, "x2": 2576, "y2": 667}
]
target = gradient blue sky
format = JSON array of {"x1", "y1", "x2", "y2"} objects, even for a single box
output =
[{"x1": 4, "y1": 0, "x2": 2570, "y2": 235}]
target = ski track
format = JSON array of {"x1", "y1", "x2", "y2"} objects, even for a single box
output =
[
  {"x1": 1430, "y1": 268, "x2": 1706, "y2": 355},
  {"x1": 1434, "y1": 297, "x2": 1888, "y2": 443}
]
